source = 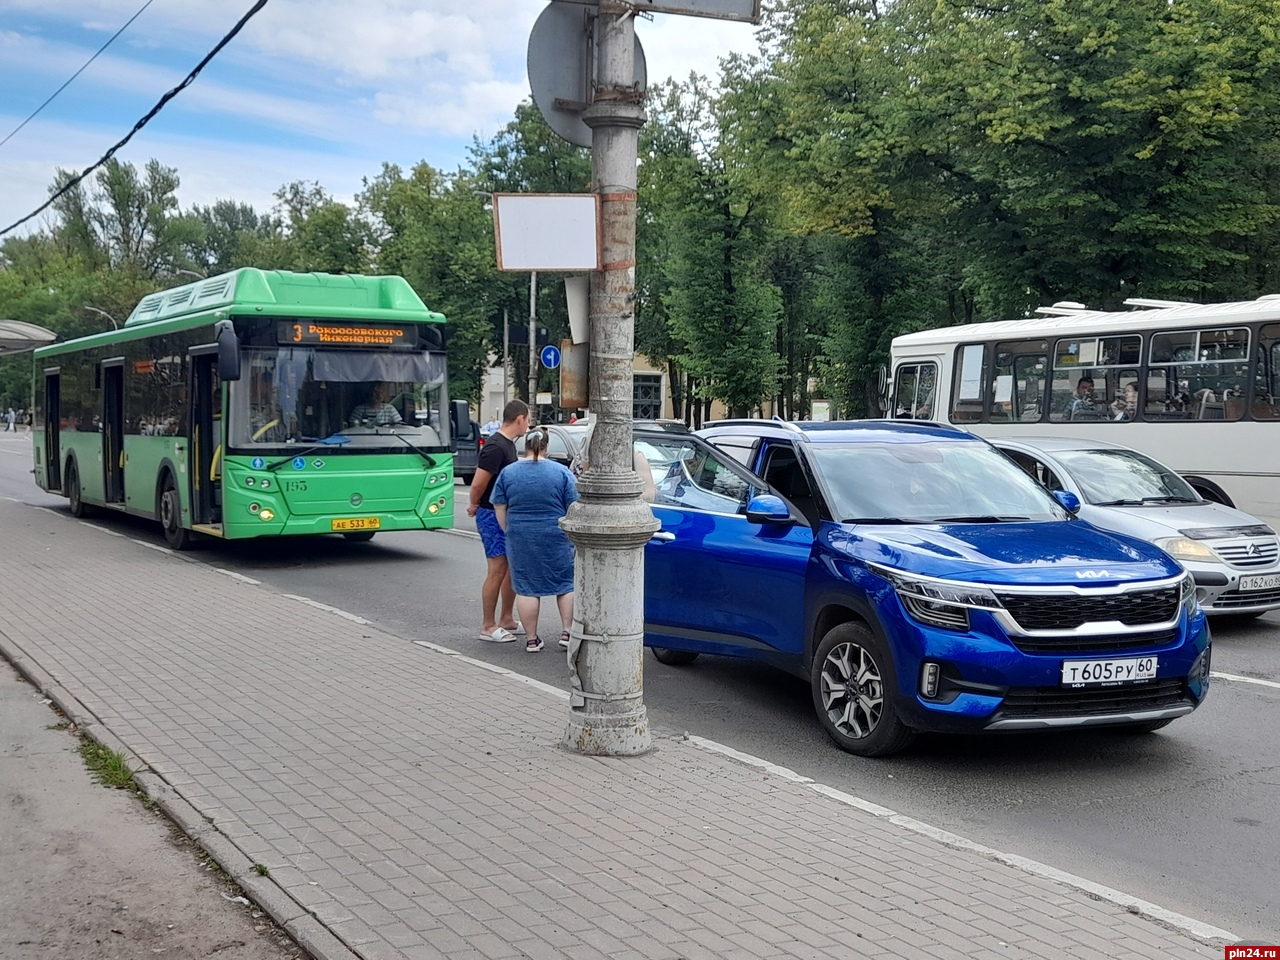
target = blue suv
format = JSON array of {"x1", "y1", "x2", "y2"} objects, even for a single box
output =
[{"x1": 636, "y1": 420, "x2": 1211, "y2": 757}]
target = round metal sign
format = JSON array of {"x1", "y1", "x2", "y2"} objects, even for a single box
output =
[
  {"x1": 541, "y1": 344, "x2": 562, "y2": 369},
  {"x1": 528, "y1": 2, "x2": 648, "y2": 148}
]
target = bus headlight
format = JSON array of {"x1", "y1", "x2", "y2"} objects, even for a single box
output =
[
  {"x1": 1153, "y1": 537, "x2": 1218, "y2": 563},
  {"x1": 259, "y1": 508, "x2": 275, "y2": 521},
  {"x1": 428, "y1": 503, "x2": 439, "y2": 514}
]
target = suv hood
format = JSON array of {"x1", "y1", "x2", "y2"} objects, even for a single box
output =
[{"x1": 827, "y1": 520, "x2": 1181, "y2": 587}]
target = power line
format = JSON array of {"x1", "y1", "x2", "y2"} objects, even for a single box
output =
[
  {"x1": 0, "y1": 0, "x2": 271, "y2": 239},
  {"x1": 0, "y1": 0, "x2": 159, "y2": 152}
]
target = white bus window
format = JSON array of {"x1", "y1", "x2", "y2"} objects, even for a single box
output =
[
  {"x1": 950, "y1": 346, "x2": 985, "y2": 423},
  {"x1": 1149, "y1": 327, "x2": 1249, "y2": 421},
  {"x1": 989, "y1": 341, "x2": 1047, "y2": 423},
  {"x1": 893, "y1": 362, "x2": 937, "y2": 420},
  {"x1": 1050, "y1": 335, "x2": 1140, "y2": 422},
  {"x1": 1255, "y1": 324, "x2": 1280, "y2": 420}
]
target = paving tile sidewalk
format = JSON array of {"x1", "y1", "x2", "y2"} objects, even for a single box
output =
[{"x1": 0, "y1": 498, "x2": 1230, "y2": 960}]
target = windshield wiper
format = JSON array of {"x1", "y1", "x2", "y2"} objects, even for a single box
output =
[
  {"x1": 1094, "y1": 499, "x2": 1146, "y2": 506},
  {"x1": 266, "y1": 435, "x2": 350, "y2": 472},
  {"x1": 923, "y1": 515, "x2": 1032, "y2": 523},
  {"x1": 840, "y1": 517, "x2": 932, "y2": 525},
  {"x1": 1140, "y1": 496, "x2": 1199, "y2": 504},
  {"x1": 386, "y1": 430, "x2": 437, "y2": 467}
]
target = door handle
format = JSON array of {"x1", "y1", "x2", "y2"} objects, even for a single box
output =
[{"x1": 650, "y1": 531, "x2": 675, "y2": 543}]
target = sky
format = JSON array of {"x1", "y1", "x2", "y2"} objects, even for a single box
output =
[{"x1": 0, "y1": 0, "x2": 764, "y2": 236}]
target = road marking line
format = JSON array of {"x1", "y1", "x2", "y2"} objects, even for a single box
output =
[
  {"x1": 281, "y1": 594, "x2": 372, "y2": 625},
  {"x1": 86, "y1": 524, "x2": 125, "y2": 537},
  {"x1": 684, "y1": 737, "x2": 1238, "y2": 944},
  {"x1": 412, "y1": 641, "x2": 570, "y2": 700},
  {"x1": 214, "y1": 568, "x2": 261, "y2": 585},
  {"x1": 1211, "y1": 670, "x2": 1280, "y2": 690},
  {"x1": 1, "y1": 495, "x2": 20, "y2": 502},
  {"x1": 685, "y1": 736, "x2": 815, "y2": 783},
  {"x1": 130, "y1": 539, "x2": 174, "y2": 555}
]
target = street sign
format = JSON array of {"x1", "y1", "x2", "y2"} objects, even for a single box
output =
[
  {"x1": 529, "y1": 2, "x2": 647, "y2": 148},
  {"x1": 541, "y1": 344, "x2": 562, "y2": 369},
  {"x1": 493, "y1": 194, "x2": 600, "y2": 272},
  {"x1": 551, "y1": 0, "x2": 761, "y2": 22}
]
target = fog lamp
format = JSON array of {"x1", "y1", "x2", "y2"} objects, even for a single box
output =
[
  {"x1": 428, "y1": 503, "x2": 439, "y2": 514},
  {"x1": 259, "y1": 508, "x2": 275, "y2": 521},
  {"x1": 921, "y1": 662, "x2": 941, "y2": 699}
]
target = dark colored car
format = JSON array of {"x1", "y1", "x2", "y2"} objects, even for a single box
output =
[
  {"x1": 632, "y1": 420, "x2": 1210, "y2": 757},
  {"x1": 514, "y1": 423, "x2": 590, "y2": 468},
  {"x1": 452, "y1": 418, "x2": 481, "y2": 484}
]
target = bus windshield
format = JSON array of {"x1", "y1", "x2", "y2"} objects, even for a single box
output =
[{"x1": 229, "y1": 347, "x2": 448, "y2": 451}]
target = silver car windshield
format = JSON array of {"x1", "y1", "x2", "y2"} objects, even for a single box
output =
[
  {"x1": 1051, "y1": 448, "x2": 1200, "y2": 505},
  {"x1": 807, "y1": 441, "x2": 1066, "y2": 523}
]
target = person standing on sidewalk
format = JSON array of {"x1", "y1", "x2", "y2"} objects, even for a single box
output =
[
  {"x1": 3, "y1": 408, "x2": 14, "y2": 432},
  {"x1": 490, "y1": 427, "x2": 579, "y2": 653},
  {"x1": 466, "y1": 399, "x2": 529, "y2": 642}
]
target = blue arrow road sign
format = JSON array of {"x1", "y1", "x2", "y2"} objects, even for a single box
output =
[{"x1": 541, "y1": 344, "x2": 561, "y2": 369}]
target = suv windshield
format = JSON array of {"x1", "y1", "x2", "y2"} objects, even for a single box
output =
[
  {"x1": 807, "y1": 440, "x2": 1066, "y2": 523},
  {"x1": 1052, "y1": 448, "x2": 1200, "y2": 505}
]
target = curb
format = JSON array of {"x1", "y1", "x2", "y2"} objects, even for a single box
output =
[{"x1": 0, "y1": 630, "x2": 357, "y2": 960}]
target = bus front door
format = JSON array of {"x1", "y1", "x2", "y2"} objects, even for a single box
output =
[
  {"x1": 43, "y1": 370, "x2": 60, "y2": 491},
  {"x1": 190, "y1": 352, "x2": 222, "y2": 526},
  {"x1": 103, "y1": 360, "x2": 125, "y2": 503}
]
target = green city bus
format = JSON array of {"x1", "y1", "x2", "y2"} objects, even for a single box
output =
[{"x1": 32, "y1": 268, "x2": 464, "y2": 548}]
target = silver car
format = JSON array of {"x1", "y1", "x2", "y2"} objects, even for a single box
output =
[{"x1": 992, "y1": 436, "x2": 1280, "y2": 617}]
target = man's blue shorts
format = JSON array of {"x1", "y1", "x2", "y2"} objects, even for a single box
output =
[{"x1": 475, "y1": 507, "x2": 507, "y2": 559}]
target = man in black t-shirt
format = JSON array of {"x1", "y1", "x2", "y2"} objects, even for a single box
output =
[{"x1": 467, "y1": 399, "x2": 530, "y2": 641}]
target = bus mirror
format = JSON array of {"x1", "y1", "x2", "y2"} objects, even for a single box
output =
[
  {"x1": 450, "y1": 399, "x2": 469, "y2": 442},
  {"x1": 215, "y1": 320, "x2": 241, "y2": 381},
  {"x1": 877, "y1": 365, "x2": 889, "y2": 412}
]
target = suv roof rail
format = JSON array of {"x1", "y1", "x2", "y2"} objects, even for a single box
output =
[{"x1": 770, "y1": 415, "x2": 806, "y2": 434}]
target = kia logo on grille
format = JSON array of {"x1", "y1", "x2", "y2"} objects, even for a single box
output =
[{"x1": 1075, "y1": 570, "x2": 1111, "y2": 579}]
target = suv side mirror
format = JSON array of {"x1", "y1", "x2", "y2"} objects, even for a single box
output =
[
  {"x1": 1052, "y1": 489, "x2": 1082, "y2": 514},
  {"x1": 214, "y1": 319, "x2": 241, "y2": 381},
  {"x1": 746, "y1": 494, "x2": 794, "y2": 525}
]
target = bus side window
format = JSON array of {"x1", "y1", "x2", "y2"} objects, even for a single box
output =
[
  {"x1": 1255, "y1": 326, "x2": 1280, "y2": 420},
  {"x1": 893, "y1": 362, "x2": 937, "y2": 420},
  {"x1": 950, "y1": 345, "x2": 985, "y2": 423}
]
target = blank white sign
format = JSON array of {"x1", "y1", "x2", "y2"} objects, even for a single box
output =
[{"x1": 493, "y1": 194, "x2": 600, "y2": 272}]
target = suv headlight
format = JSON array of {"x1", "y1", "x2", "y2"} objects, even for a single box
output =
[
  {"x1": 870, "y1": 564, "x2": 1001, "y2": 632},
  {"x1": 1180, "y1": 571, "x2": 1197, "y2": 615},
  {"x1": 1153, "y1": 536, "x2": 1218, "y2": 563}
]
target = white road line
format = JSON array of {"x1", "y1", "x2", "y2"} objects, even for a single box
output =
[
  {"x1": 1211, "y1": 670, "x2": 1280, "y2": 691},
  {"x1": 683, "y1": 738, "x2": 1239, "y2": 944},
  {"x1": 214, "y1": 568, "x2": 261, "y2": 585},
  {"x1": 281, "y1": 594, "x2": 372, "y2": 625},
  {"x1": 412, "y1": 640, "x2": 570, "y2": 700},
  {"x1": 130, "y1": 539, "x2": 174, "y2": 555},
  {"x1": 685, "y1": 736, "x2": 815, "y2": 783},
  {"x1": 1, "y1": 495, "x2": 20, "y2": 502},
  {"x1": 86, "y1": 524, "x2": 125, "y2": 538}
]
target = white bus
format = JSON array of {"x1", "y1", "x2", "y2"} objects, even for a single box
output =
[{"x1": 888, "y1": 296, "x2": 1280, "y2": 528}]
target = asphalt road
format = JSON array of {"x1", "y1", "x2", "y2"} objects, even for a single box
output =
[{"x1": 2, "y1": 432, "x2": 1277, "y2": 942}]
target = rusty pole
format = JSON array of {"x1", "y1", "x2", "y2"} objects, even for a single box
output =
[{"x1": 559, "y1": 2, "x2": 656, "y2": 756}]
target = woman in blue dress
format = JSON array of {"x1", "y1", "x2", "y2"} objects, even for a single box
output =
[{"x1": 491, "y1": 429, "x2": 580, "y2": 652}]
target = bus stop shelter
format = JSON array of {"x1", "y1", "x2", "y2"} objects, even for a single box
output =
[{"x1": 0, "y1": 319, "x2": 56, "y2": 356}]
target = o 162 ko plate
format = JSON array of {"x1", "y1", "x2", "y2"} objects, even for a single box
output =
[
  {"x1": 1061, "y1": 656, "x2": 1156, "y2": 687},
  {"x1": 1239, "y1": 573, "x2": 1280, "y2": 592}
]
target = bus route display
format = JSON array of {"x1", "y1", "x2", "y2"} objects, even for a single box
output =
[{"x1": 276, "y1": 320, "x2": 408, "y2": 347}]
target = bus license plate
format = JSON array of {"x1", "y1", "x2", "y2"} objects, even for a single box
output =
[
  {"x1": 1238, "y1": 573, "x2": 1280, "y2": 592},
  {"x1": 332, "y1": 517, "x2": 380, "y2": 531},
  {"x1": 1061, "y1": 656, "x2": 1156, "y2": 687}
]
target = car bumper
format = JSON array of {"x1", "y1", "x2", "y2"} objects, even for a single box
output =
[{"x1": 883, "y1": 608, "x2": 1211, "y2": 735}]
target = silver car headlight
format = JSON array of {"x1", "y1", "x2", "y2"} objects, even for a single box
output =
[
  {"x1": 1153, "y1": 536, "x2": 1219, "y2": 563},
  {"x1": 870, "y1": 564, "x2": 1001, "y2": 632}
]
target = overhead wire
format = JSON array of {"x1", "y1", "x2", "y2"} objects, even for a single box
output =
[
  {"x1": 0, "y1": 0, "x2": 271, "y2": 239},
  {"x1": 0, "y1": 0, "x2": 159, "y2": 151}
]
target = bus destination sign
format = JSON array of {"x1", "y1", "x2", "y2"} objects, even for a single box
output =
[{"x1": 277, "y1": 321, "x2": 409, "y2": 347}]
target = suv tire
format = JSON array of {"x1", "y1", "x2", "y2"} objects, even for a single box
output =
[
  {"x1": 812, "y1": 621, "x2": 915, "y2": 757},
  {"x1": 651, "y1": 647, "x2": 700, "y2": 666}
]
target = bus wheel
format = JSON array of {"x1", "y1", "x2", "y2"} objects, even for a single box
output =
[
  {"x1": 342, "y1": 531, "x2": 376, "y2": 542},
  {"x1": 66, "y1": 461, "x2": 92, "y2": 518},
  {"x1": 159, "y1": 476, "x2": 191, "y2": 550}
]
